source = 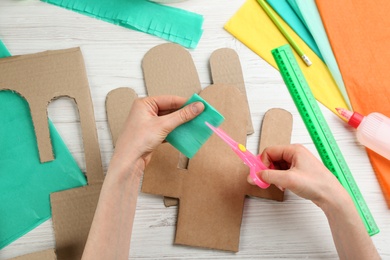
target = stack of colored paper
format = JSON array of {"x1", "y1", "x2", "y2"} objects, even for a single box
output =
[{"x1": 224, "y1": 0, "x2": 390, "y2": 208}]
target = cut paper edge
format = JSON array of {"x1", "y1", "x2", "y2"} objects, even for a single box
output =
[{"x1": 224, "y1": 0, "x2": 349, "y2": 117}]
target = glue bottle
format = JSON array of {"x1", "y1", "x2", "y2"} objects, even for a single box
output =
[{"x1": 336, "y1": 108, "x2": 390, "y2": 160}]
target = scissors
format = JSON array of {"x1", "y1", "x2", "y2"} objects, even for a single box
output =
[{"x1": 205, "y1": 122, "x2": 271, "y2": 189}]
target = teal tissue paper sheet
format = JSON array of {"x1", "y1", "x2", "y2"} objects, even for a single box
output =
[
  {"x1": 0, "y1": 45, "x2": 87, "y2": 249},
  {"x1": 286, "y1": 0, "x2": 306, "y2": 26},
  {"x1": 0, "y1": 40, "x2": 10, "y2": 57},
  {"x1": 295, "y1": 0, "x2": 351, "y2": 109},
  {"x1": 166, "y1": 94, "x2": 224, "y2": 159},
  {"x1": 266, "y1": 0, "x2": 323, "y2": 61},
  {"x1": 41, "y1": 0, "x2": 204, "y2": 49}
]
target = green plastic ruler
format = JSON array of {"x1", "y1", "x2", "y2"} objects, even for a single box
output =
[{"x1": 271, "y1": 44, "x2": 379, "y2": 236}]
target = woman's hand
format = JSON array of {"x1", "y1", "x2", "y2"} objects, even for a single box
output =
[
  {"x1": 248, "y1": 144, "x2": 344, "y2": 208},
  {"x1": 111, "y1": 95, "x2": 204, "y2": 174}
]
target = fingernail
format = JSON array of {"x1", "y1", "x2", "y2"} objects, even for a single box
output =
[{"x1": 191, "y1": 102, "x2": 204, "y2": 114}]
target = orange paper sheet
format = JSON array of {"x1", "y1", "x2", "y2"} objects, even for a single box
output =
[
  {"x1": 224, "y1": 0, "x2": 348, "y2": 116},
  {"x1": 316, "y1": 0, "x2": 390, "y2": 207}
]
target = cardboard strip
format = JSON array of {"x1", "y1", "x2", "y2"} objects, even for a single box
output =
[
  {"x1": 246, "y1": 108, "x2": 292, "y2": 200},
  {"x1": 141, "y1": 84, "x2": 292, "y2": 251},
  {"x1": 50, "y1": 184, "x2": 102, "y2": 259},
  {"x1": 10, "y1": 249, "x2": 56, "y2": 260},
  {"x1": 209, "y1": 48, "x2": 254, "y2": 134},
  {"x1": 106, "y1": 87, "x2": 138, "y2": 146}
]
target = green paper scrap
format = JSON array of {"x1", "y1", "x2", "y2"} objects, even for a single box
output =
[
  {"x1": 41, "y1": 0, "x2": 204, "y2": 49},
  {"x1": 266, "y1": 0, "x2": 323, "y2": 61},
  {"x1": 0, "y1": 40, "x2": 10, "y2": 57},
  {"x1": 0, "y1": 91, "x2": 87, "y2": 249},
  {"x1": 0, "y1": 44, "x2": 87, "y2": 249},
  {"x1": 294, "y1": 0, "x2": 351, "y2": 109},
  {"x1": 286, "y1": 0, "x2": 306, "y2": 26},
  {"x1": 166, "y1": 94, "x2": 224, "y2": 159}
]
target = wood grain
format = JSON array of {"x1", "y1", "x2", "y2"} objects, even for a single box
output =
[{"x1": 0, "y1": 0, "x2": 388, "y2": 259}]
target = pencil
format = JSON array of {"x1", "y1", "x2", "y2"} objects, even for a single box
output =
[{"x1": 257, "y1": 0, "x2": 312, "y2": 66}]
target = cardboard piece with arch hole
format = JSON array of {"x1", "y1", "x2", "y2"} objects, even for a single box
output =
[
  {"x1": 106, "y1": 43, "x2": 293, "y2": 251},
  {"x1": 0, "y1": 48, "x2": 104, "y2": 260}
]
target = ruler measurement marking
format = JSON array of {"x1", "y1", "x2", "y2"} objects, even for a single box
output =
[{"x1": 272, "y1": 45, "x2": 379, "y2": 236}]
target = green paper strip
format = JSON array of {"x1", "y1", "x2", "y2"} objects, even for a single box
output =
[
  {"x1": 286, "y1": 0, "x2": 306, "y2": 25},
  {"x1": 0, "y1": 40, "x2": 10, "y2": 57},
  {"x1": 266, "y1": 0, "x2": 323, "y2": 61},
  {"x1": 0, "y1": 43, "x2": 87, "y2": 249},
  {"x1": 41, "y1": 0, "x2": 204, "y2": 49},
  {"x1": 166, "y1": 94, "x2": 224, "y2": 159}
]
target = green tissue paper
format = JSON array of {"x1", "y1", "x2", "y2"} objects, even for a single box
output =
[
  {"x1": 0, "y1": 40, "x2": 10, "y2": 57},
  {"x1": 0, "y1": 91, "x2": 87, "y2": 249},
  {"x1": 41, "y1": 0, "x2": 204, "y2": 49},
  {"x1": 166, "y1": 94, "x2": 224, "y2": 158},
  {"x1": 0, "y1": 44, "x2": 87, "y2": 249}
]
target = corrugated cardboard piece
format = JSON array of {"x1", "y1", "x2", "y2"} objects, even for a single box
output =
[
  {"x1": 106, "y1": 44, "x2": 292, "y2": 251},
  {"x1": 10, "y1": 249, "x2": 57, "y2": 260},
  {"x1": 143, "y1": 43, "x2": 254, "y2": 134},
  {"x1": 143, "y1": 43, "x2": 255, "y2": 207},
  {"x1": 141, "y1": 85, "x2": 291, "y2": 251},
  {"x1": 210, "y1": 48, "x2": 254, "y2": 134},
  {"x1": 106, "y1": 87, "x2": 138, "y2": 146},
  {"x1": 0, "y1": 48, "x2": 103, "y2": 179},
  {"x1": 0, "y1": 48, "x2": 104, "y2": 259}
]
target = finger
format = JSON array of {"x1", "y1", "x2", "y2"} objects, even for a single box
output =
[
  {"x1": 150, "y1": 95, "x2": 188, "y2": 111},
  {"x1": 160, "y1": 101, "x2": 205, "y2": 132},
  {"x1": 258, "y1": 169, "x2": 293, "y2": 190},
  {"x1": 246, "y1": 173, "x2": 285, "y2": 191},
  {"x1": 261, "y1": 144, "x2": 302, "y2": 165}
]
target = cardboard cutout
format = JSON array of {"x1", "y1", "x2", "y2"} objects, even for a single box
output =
[
  {"x1": 106, "y1": 44, "x2": 293, "y2": 251},
  {"x1": 0, "y1": 48, "x2": 104, "y2": 259},
  {"x1": 142, "y1": 43, "x2": 255, "y2": 207}
]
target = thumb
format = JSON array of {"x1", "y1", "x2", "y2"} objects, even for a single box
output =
[
  {"x1": 248, "y1": 169, "x2": 289, "y2": 191},
  {"x1": 162, "y1": 102, "x2": 204, "y2": 132}
]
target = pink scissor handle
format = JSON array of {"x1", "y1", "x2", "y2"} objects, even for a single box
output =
[{"x1": 249, "y1": 155, "x2": 272, "y2": 189}]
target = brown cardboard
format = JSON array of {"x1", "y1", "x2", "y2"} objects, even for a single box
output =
[
  {"x1": 106, "y1": 87, "x2": 138, "y2": 145},
  {"x1": 0, "y1": 48, "x2": 104, "y2": 259},
  {"x1": 10, "y1": 249, "x2": 57, "y2": 260},
  {"x1": 50, "y1": 184, "x2": 102, "y2": 259},
  {"x1": 141, "y1": 84, "x2": 292, "y2": 251},
  {"x1": 142, "y1": 43, "x2": 202, "y2": 97},
  {"x1": 209, "y1": 48, "x2": 254, "y2": 134},
  {"x1": 142, "y1": 43, "x2": 255, "y2": 207},
  {"x1": 0, "y1": 48, "x2": 103, "y2": 183}
]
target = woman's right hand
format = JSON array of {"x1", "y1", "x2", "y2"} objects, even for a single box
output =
[{"x1": 248, "y1": 144, "x2": 346, "y2": 208}]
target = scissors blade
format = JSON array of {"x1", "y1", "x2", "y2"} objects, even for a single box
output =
[{"x1": 205, "y1": 122, "x2": 239, "y2": 150}]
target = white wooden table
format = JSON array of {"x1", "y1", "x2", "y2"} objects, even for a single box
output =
[{"x1": 0, "y1": 0, "x2": 389, "y2": 259}]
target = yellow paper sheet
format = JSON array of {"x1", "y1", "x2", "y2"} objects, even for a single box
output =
[{"x1": 224, "y1": 0, "x2": 348, "y2": 115}]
